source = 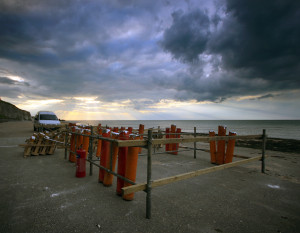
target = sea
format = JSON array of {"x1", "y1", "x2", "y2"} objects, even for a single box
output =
[{"x1": 69, "y1": 120, "x2": 300, "y2": 140}]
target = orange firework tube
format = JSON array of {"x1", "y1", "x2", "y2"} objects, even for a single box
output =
[
  {"x1": 209, "y1": 131, "x2": 216, "y2": 164},
  {"x1": 78, "y1": 135, "x2": 83, "y2": 149},
  {"x1": 103, "y1": 132, "x2": 119, "y2": 186},
  {"x1": 69, "y1": 126, "x2": 76, "y2": 162},
  {"x1": 165, "y1": 128, "x2": 170, "y2": 151},
  {"x1": 113, "y1": 127, "x2": 119, "y2": 133},
  {"x1": 225, "y1": 131, "x2": 236, "y2": 163},
  {"x1": 123, "y1": 135, "x2": 140, "y2": 201},
  {"x1": 138, "y1": 124, "x2": 144, "y2": 153},
  {"x1": 82, "y1": 129, "x2": 90, "y2": 158},
  {"x1": 77, "y1": 127, "x2": 83, "y2": 149},
  {"x1": 170, "y1": 124, "x2": 176, "y2": 153},
  {"x1": 127, "y1": 127, "x2": 133, "y2": 134},
  {"x1": 98, "y1": 129, "x2": 111, "y2": 183},
  {"x1": 216, "y1": 126, "x2": 226, "y2": 165},
  {"x1": 96, "y1": 125, "x2": 102, "y2": 158},
  {"x1": 116, "y1": 131, "x2": 129, "y2": 195}
]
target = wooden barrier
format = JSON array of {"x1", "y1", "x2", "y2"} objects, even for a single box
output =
[{"x1": 33, "y1": 123, "x2": 266, "y2": 220}]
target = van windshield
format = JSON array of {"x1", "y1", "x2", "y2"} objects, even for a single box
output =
[{"x1": 40, "y1": 114, "x2": 58, "y2": 120}]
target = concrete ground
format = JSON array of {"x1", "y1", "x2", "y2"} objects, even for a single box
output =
[{"x1": 0, "y1": 121, "x2": 299, "y2": 233}]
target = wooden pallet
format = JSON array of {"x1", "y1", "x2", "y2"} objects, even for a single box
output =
[{"x1": 20, "y1": 131, "x2": 63, "y2": 157}]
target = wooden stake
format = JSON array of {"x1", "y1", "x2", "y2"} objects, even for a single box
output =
[
  {"x1": 146, "y1": 129, "x2": 153, "y2": 219},
  {"x1": 261, "y1": 129, "x2": 267, "y2": 173}
]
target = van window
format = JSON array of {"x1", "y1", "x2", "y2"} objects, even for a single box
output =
[{"x1": 40, "y1": 114, "x2": 58, "y2": 120}]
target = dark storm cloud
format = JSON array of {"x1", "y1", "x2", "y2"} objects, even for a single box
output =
[
  {"x1": 1, "y1": 0, "x2": 299, "y2": 111},
  {"x1": 0, "y1": 0, "x2": 171, "y2": 104},
  {"x1": 161, "y1": 9, "x2": 210, "y2": 62},
  {"x1": 212, "y1": 0, "x2": 300, "y2": 81},
  {"x1": 161, "y1": 0, "x2": 300, "y2": 102}
]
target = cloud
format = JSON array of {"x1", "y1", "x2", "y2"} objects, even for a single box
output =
[
  {"x1": 160, "y1": 0, "x2": 300, "y2": 102},
  {"x1": 161, "y1": 9, "x2": 210, "y2": 62},
  {"x1": 248, "y1": 93, "x2": 280, "y2": 101},
  {"x1": 0, "y1": 76, "x2": 30, "y2": 88},
  {"x1": 0, "y1": 0, "x2": 299, "y2": 119}
]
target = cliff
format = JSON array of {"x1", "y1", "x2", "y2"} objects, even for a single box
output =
[{"x1": 0, "y1": 99, "x2": 31, "y2": 122}]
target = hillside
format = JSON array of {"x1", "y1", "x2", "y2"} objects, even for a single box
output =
[{"x1": 0, "y1": 99, "x2": 31, "y2": 122}]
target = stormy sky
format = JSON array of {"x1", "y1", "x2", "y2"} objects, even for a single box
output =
[{"x1": 0, "y1": 0, "x2": 299, "y2": 120}]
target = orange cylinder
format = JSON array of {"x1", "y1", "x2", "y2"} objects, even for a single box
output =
[
  {"x1": 69, "y1": 126, "x2": 76, "y2": 162},
  {"x1": 82, "y1": 129, "x2": 90, "y2": 158},
  {"x1": 170, "y1": 124, "x2": 176, "y2": 153},
  {"x1": 113, "y1": 127, "x2": 119, "y2": 133},
  {"x1": 225, "y1": 131, "x2": 236, "y2": 163},
  {"x1": 98, "y1": 129, "x2": 111, "y2": 183},
  {"x1": 216, "y1": 126, "x2": 226, "y2": 165},
  {"x1": 123, "y1": 135, "x2": 139, "y2": 201},
  {"x1": 77, "y1": 128, "x2": 83, "y2": 149},
  {"x1": 138, "y1": 124, "x2": 144, "y2": 153},
  {"x1": 165, "y1": 128, "x2": 170, "y2": 151},
  {"x1": 116, "y1": 131, "x2": 129, "y2": 195},
  {"x1": 96, "y1": 126, "x2": 102, "y2": 158},
  {"x1": 103, "y1": 132, "x2": 119, "y2": 186},
  {"x1": 78, "y1": 136, "x2": 83, "y2": 149},
  {"x1": 209, "y1": 131, "x2": 216, "y2": 164}
]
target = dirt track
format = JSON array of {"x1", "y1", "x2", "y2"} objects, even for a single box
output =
[{"x1": 0, "y1": 121, "x2": 299, "y2": 233}]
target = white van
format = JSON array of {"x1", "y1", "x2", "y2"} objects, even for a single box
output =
[{"x1": 33, "y1": 111, "x2": 61, "y2": 131}]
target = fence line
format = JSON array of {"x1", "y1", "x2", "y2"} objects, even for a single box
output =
[{"x1": 58, "y1": 124, "x2": 267, "y2": 219}]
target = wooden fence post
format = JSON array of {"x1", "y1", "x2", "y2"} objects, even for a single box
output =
[
  {"x1": 261, "y1": 129, "x2": 266, "y2": 173},
  {"x1": 194, "y1": 127, "x2": 196, "y2": 159},
  {"x1": 146, "y1": 129, "x2": 153, "y2": 219},
  {"x1": 89, "y1": 126, "x2": 94, "y2": 175}
]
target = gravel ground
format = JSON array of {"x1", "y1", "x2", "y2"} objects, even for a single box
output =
[{"x1": 0, "y1": 121, "x2": 299, "y2": 233}]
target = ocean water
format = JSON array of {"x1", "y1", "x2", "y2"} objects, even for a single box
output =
[{"x1": 70, "y1": 120, "x2": 300, "y2": 140}]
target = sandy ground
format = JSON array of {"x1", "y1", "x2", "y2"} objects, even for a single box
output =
[{"x1": 0, "y1": 121, "x2": 299, "y2": 233}]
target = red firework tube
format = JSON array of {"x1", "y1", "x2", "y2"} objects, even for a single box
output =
[
  {"x1": 116, "y1": 131, "x2": 129, "y2": 195},
  {"x1": 76, "y1": 149, "x2": 86, "y2": 178},
  {"x1": 216, "y1": 126, "x2": 226, "y2": 165},
  {"x1": 172, "y1": 128, "x2": 181, "y2": 155},
  {"x1": 127, "y1": 127, "x2": 133, "y2": 134}
]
